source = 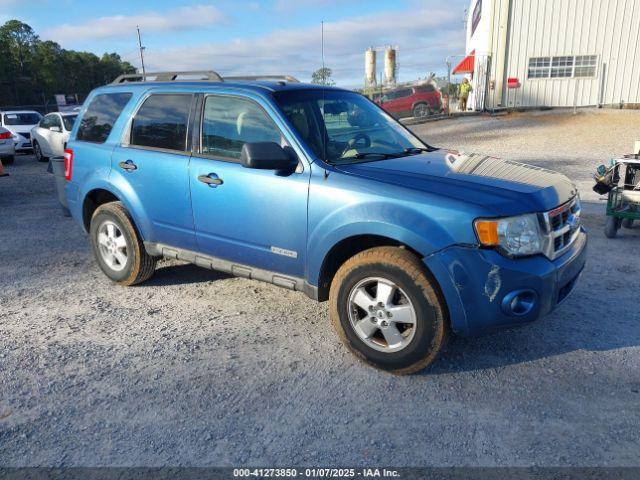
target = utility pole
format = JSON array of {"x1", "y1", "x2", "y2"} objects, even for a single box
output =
[{"x1": 136, "y1": 26, "x2": 146, "y2": 77}]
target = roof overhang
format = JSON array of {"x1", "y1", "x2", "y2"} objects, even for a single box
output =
[{"x1": 452, "y1": 50, "x2": 476, "y2": 74}]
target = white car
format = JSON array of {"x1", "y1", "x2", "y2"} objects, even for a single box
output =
[
  {"x1": 0, "y1": 110, "x2": 43, "y2": 154},
  {"x1": 30, "y1": 112, "x2": 78, "y2": 162},
  {"x1": 0, "y1": 126, "x2": 16, "y2": 164}
]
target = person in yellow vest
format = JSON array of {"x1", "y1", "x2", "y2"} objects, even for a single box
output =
[{"x1": 459, "y1": 78, "x2": 473, "y2": 112}]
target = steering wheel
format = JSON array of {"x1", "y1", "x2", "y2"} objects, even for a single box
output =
[{"x1": 341, "y1": 133, "x2": 371, "y2": 156}]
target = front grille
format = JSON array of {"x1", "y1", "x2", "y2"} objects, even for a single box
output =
[{"x1": 541, "y1": 196, "x2": 581, "y2": 260}]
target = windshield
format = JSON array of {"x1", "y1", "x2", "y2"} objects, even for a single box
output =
[
  {"x1": 3, "y1": 113, "x2": 41, "y2": 126},
  {"x1": 274, "y1": 89, "x2": 430, "y2": 164},
  {"x1": 62, "y1": 115, "x2": 78, "y2": 131}
]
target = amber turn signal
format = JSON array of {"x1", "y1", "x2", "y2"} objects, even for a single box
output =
[{"x1": 474, "y1": 220, "x2": 499, "y2": 246}]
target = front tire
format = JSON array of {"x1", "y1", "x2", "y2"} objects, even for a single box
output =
[
  {"x1": 90, "y1": 202, "x2": 156, "y2": 285},
  {"x1": 33, "y1": 141, "x2": 47, "y2": 162},
  {"x1": 604, "y1": 216, "x2": 621, "y2": 238},
  {"x1": 412, "y1": 103, "x2": 431, "y2": 118},
  {"x1": 329, "y1": 247, "x2": 448, "y2": 374}
]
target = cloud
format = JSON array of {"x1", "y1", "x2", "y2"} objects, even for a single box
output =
[
  {"x1": 44, "y1": 5, "x2": 224, "y2": 42},
  {"x1": 142, "y1": 5, "x2": 465, "y2": 85}
]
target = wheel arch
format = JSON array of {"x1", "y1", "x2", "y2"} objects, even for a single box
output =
[
  {"x1": 82, "y1": 188, "x2": 120, "y2": 231},
  {"x1": 316, "y1": 234, "x2": 433, "y2": 302},
  {"x1": 81, "y1": 185, "x2": 151, "y2": 241}
]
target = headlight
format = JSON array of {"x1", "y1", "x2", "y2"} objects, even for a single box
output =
[{"x1": 474, "y1": 213, "x2": 543, "y2": 257}]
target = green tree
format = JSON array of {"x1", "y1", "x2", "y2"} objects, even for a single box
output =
[
  {"x1": 311, "y1": 67, "x2": 335, "y2": 86},
  {"x1": 0, "y1": 19, "x2": 137, "y2": 107},
  {"x1": 0, "y1": 20, "x2": 38, "y2": 74}
]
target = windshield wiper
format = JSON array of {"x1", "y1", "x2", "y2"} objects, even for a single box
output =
[
  {"x1": 403, "y1": 146, "x2": 439, "y2": 155},
  {"x1": 334, "y1": 152, "x2": 403, "y2": 163}
]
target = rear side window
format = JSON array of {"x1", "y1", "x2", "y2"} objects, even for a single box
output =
[
  {"x1": 77, "y1": 93, "x2": 132, "y2": 143},
  {"x1": 416, "y1": 85, "x2": 436, "y2": 93},
  {"x1": 130, "y1": 94, "x2": 192, "y2": 152},
  {"x1": 62, "y1": 115, "x2": 77, "y2": 131},
  {"x1": 201, "y1": 95, "x2": 282, "y2": 160}
]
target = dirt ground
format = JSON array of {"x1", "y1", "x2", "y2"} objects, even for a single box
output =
[{"x1": 0, "y1": 108, "x2": 639, "y2": 467}]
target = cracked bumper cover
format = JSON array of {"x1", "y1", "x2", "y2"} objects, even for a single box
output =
[{"x1": 424, "y1": 227, "x2": 587, "y2": 337}]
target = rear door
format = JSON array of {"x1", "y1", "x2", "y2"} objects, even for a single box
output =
[
  {"x1": 111, "y1": 92, "x2": 197, "y2": 250},
  {"x1": 189, "y1": 93, "x2": 309, "y2": 277}
]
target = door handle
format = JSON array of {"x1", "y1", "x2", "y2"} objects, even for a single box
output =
[
  {"x1": 198, "y1": 173, "x2": 223, "y2": 187},
  {"x1": 118, "y1": 160, "x2": 137, "y2": 171}
]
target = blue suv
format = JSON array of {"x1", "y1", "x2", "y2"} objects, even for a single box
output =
[{"x1": 65, "y1": 71, "x2": 587, "y2": 374}]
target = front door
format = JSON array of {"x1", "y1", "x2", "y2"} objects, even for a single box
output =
[
  {"x1": 189, "y1": 94, "x2": 309, "y2": 278},
  {"x1": 111, "y1": 92, "x2": 197, "y2": 250},
  {"x1": 47, "y1": 114, "x2": 66, "y2": 156}
]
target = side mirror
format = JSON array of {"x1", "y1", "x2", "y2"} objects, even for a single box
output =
[
  {"x1": 50, "y1": 126, "x2": 62, "y2": 133},
  {"x1": 241, "y1": 142, "x2": 297, "y2": 170}
]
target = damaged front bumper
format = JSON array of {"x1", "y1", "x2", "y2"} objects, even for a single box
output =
[{"x1": 424, "y1": 227, "x2": 587, "y2": 337}]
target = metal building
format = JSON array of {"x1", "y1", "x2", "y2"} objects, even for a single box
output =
[{"x1": 453, "y1": 0, "x2": 640, "y2": 111}]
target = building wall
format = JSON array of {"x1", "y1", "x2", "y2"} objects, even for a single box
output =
[{"x1": 466, "y1": 0, "x2": 640, "y2": 110}]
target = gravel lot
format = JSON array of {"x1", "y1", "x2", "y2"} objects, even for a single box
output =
[{"x1": 1, "y1": 109, "x2": 639, "y2": 467}]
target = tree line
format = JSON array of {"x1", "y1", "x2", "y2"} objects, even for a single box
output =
[{"x1": 0, "y1": 20, "x2": 136, "y2": 109}]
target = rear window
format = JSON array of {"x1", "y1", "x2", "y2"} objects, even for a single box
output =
[
  {"x1": 4, "y1": 113, "x2": 41, "y2": 125},
  {"x1": 77, "y1": 93, "x2": 132, "y2": 143},
  {"x1": 130, "y1": 94, "x2": 192, "y2": 152}
]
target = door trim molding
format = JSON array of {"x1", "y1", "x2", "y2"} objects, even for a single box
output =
[{"x1": 144, "y1": 241, "x2": 319, "y2": 300}]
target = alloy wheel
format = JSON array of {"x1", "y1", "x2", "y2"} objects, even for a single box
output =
[
  {"x1": 97, "y1": 220, "x2": 128, "y2": 272},
  {"x1": 347, "y1": 277, "x2": 417, "y2": 353}
]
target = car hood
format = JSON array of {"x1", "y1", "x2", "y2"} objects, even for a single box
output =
[{"x1": 335, "y1": 150, "x2": 578, "y2": 216}]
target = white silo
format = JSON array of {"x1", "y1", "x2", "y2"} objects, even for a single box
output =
[
  {"x1": 365, "y1": 48, "x2": 377, "y2": 88},
  {"x1": 384, "y1": 47, "x2": 397, "y2": 86}
]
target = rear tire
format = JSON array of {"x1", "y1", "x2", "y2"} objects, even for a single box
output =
[
  {"x1": 90, "y1": 202, "x2": 156, "y2": 285},
  {"x1": 329, "y1": 246, "x2": 448, "y2": 374},
  {"x1": 33, "y1": 141, "x2": 47, "y2": 162},
  {"x1": 604, "y1": 216, "x2": 620, "y2": 238},
  {"x1": 621, "y1": 218, "x2": 634, "y2": 229}
]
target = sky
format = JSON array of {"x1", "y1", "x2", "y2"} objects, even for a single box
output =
[{"x1": 1, "y1": 0, "x2": 470, "y2": 87}]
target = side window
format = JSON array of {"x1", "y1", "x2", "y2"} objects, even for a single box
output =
[
  {"x1": 130, "y1": 94, "x2": 193, "y2": 152},
  {"x1": 201, "y1": 95, "x2": 283, "y2": 160},
  {"x1": 77, "y1": 92, "x2": 132, "y2": 143},
  {"x1": 50, "y1": 115, "x2": 62, "y2": 129},
  {"x1": 416, "y1": 85, "x2": 435, "y2": 93},
  {"x1": 40, "y1": 116, "x2": 52, "y2": 128}
]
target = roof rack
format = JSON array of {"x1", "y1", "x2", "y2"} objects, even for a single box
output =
[
  {"x1": 111, "y1": 71, "x2": 299, "y2": 85},
  {"x1": 111, "y1": 71, "x2": 224, "y2": 84},
  {"x1": 224, "y1": 75, "x2": 300, "y2": 83}
]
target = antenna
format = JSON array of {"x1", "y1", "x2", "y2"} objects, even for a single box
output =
[
  {"x1": 321, "y1": 21, "x2": 325, "y2": 84},
  {"x1": 136, "y1": 26, "x2": 146, "y2": 77},
  {"x1": 320, "y1": 21, "x2": 327, "y2": 165}
]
